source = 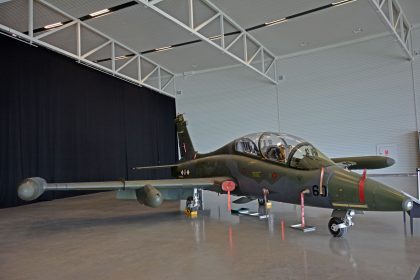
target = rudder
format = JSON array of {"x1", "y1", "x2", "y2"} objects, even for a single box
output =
[{"x1": 175, "y1": 114, "x2": 196, "y2": 161}]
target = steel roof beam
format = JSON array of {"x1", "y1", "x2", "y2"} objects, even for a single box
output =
[
  {"x1": 136, "y1": 0, "x2": 278, "y2": 84},
  {"x1": 367, "y1": 0, "x2": 413, "y2": 60}
]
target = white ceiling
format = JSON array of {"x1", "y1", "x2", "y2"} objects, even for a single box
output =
[
  {"x1": 241, "y1": 0, "x2": 386, "y2": 57},
  {"x1": 87, "y1": 5, "x2": 197, "y2": 52},
  {"x1": 1, "y1": 0, "x2": 419, "y2": 74}
]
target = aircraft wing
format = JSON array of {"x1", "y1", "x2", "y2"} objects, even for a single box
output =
[
  {"x1": 331, "y1": 156, "x2": 395, "y2": 170},
  {"x1": 17, "y1": 177, "x2": 233, "y2": 201}
]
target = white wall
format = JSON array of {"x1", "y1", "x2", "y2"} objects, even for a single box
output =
[
  {"x1": 275, "y1": 33, "x2": 419, "y2": 174},
  {"x1": 175, "y1": 68, "x2": 278, "y2": 152},
  {"x1": 176, "y1": 28, "x2": 420, "y2": 195},
  {"x1": 413, "y1": 27, "x2": 420, "y2": 142}
]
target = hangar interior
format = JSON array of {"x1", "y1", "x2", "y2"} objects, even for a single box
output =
[{"x1": 1, "y1": 0, "x2": 420, "y2": 279}]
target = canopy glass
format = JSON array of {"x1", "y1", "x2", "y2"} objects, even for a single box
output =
[{"x1": 235, "y1": 132, "x2": 334, "y2": 170}]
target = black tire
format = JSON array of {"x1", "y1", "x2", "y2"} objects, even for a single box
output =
[
  {"x1": 328, "y1": 217, "x2": 347, "y2": 237},
  {"x1": 258, "y1": 198, "x2": 265, "y2": 206}
]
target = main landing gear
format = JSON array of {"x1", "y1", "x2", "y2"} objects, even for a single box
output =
[
  {"x1": 185, "y1": 188, "x2": 201, "y2": 218},
  {"x1": 329, "y1": 209, "x2": 355, "y2": 237},
  {"x1": 257, "y1": 188, "x2": 272, "y2": 209}
]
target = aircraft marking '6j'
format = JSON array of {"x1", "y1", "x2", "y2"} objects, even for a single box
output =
[{"x1": 18, "y1": 114, "x2": 419, "y2": 237}]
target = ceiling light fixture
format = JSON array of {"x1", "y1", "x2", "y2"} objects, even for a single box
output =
[
  {"x1": 155, "y1": 46, "x2": 173, "y2": 52},
  {"x1": 89, "y1": 8, "x2": 110, "y2": 17},
  {"x1": 352, "y1": 27, "x2": 363, "y2": 34},
  {"x1": 115, "y1": 55, "x2": 129, "y2": 60},
  {"x1": 44, "y1": 22, "x2": 63, "y2": 29},
  {"x1": 265, "y1": 18, "x2": 288, "y2": 27},
  {"x1": 332, "y1": 0, "x2": 357, "y2": 7},
  {"x1": 209, "y1": 35, "x2": 222, "y2": 40},
  {"x1": 78, "y1": 2, "x2": 137, "y2": 21}
]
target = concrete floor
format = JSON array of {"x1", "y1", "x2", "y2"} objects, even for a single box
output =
[{"x1": 1, "y1": 191, "x2": 420, "y2": 280}]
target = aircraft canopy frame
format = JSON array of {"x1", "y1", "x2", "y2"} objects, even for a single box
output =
[{"x1": 234, "y1": 132, "x2": 334, "y2": 170}]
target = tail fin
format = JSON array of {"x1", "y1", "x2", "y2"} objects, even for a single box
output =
[{"x1": 175, "y1": 114, "x2": 196, "y2": 161}]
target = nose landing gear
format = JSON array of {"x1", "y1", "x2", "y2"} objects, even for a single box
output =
[{"x1": 329, "y1": 209, "x2": 355, "y2": 237}]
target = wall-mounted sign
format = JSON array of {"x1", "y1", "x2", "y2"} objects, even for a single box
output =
[{"x1": 376, "y1": 143, "x2": 398, "y2": 160}]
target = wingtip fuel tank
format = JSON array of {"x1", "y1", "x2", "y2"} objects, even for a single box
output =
[{"x1": 17, "y1": 177, "x2": 47, "y2": 201}]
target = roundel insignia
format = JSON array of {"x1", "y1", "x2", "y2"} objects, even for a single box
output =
[
  {"x1": 222, "y1": 181, "x2": 236, "y2": 192},
  {"x1": 180, "y1": 169, "x2": 190, "y2": 176}
]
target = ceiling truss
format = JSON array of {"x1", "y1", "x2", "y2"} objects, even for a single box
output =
[
  {"x1": 136, "y1": 0, "x2": 278, "y2": 84},
  {"x1": 367, "y1": 0, "x2": 413, "y2": 60},
  {"x1": 0, "y1": 0, "x2": 416, "y2": 93},
  {"x1": 0, "y1": 0, "x2": 176, "y2": 97}
]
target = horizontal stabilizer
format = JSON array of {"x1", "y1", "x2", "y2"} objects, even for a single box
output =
[
  {"x1": 132, "y1": 164, "x2": 178, "y2": 170},
  {"x1": 332, "y1": 156, "x2": 395, "y2": 170},
  {"x1": 232, "y1": 197, "x2": 255, "y2": 204}
]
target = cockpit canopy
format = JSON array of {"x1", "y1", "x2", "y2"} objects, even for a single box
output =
[{"x1": 235, "y1": 132, "x2": 334, "y2": 170}]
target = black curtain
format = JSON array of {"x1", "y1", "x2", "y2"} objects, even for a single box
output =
[{"x1": 0, "y1": 35, "x2": 178, "y2": 208}]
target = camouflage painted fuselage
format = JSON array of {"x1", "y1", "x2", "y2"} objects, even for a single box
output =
[{"x1": 175, "y1": 153, "x2": 407, "y2": 212}]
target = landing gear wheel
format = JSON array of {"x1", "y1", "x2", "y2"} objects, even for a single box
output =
[
  {"x1": 185, "y1": 196, "x2": 199, "y2": 211},
  {"x1": 186, "y1": 196, "x2": 193, "y2": 205},
  {"x1": 258, "y1": 198, "x2": 265, "y2": 206},
  {"x1": 328, "y1": 217, "x2": 347, "y2": 237}
]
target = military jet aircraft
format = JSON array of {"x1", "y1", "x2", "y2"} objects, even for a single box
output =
[{"x1": 18, "y1": 114, "x2": 419, "y2": 237}]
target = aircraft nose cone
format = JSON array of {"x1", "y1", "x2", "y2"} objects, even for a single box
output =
[
  {"x1": 327, "y1": 168, "x2": 409, "y2": 211},
  {"x1": 386, "y1": 157, "x2": 395, "y2": 167}
]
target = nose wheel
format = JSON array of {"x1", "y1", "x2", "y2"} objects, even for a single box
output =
[
  {"x1": 329, "y1": 210, "x2": 355, "y2": 237},
  {"x1": 328, "y1": 217, "x2": 348, "y2": 237}
]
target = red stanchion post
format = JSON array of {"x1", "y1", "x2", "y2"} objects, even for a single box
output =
[
  {"x1": 222, "y1": 181, "x2": 236, "y2": 212},
  {"x1": 290, "y1": 189, "x2": 315, "y2": 232},
  {"x1": 227, "y1": 190, "x2": 231, "y2": 211},
  {"x1": 281, "y1": 219, "x2": 285, "y2": 241},
  {"x1": 301, "y1": 191, "x2": 305, "y2": 228}
]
